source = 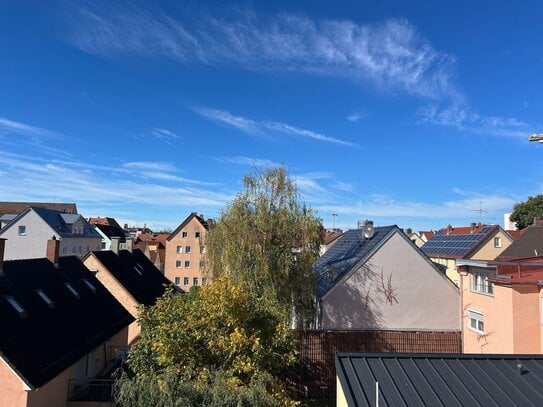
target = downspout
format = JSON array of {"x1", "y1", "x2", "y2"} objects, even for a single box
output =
[{"x1": 457, "y1": 264, "x2": 465, "y2": 354}]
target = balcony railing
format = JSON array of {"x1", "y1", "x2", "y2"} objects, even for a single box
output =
[{"x1": 67, "y1": 379, "x2": 114, "y2": 402}]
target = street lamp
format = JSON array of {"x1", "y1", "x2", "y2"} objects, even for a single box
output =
[{"x1": 529, "y1": 134, "x2": 543, "y2": 143}]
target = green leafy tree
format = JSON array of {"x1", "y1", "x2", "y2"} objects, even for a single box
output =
[
  {"x1": 510, "y1": 195, "x2": 543, "y2": 229},
  {"x1": 115, "y1": 279, "x2": 299, "y2": 407},
  {"x1": 205, "y1": 166, "x2": 322, "y2": 326}
]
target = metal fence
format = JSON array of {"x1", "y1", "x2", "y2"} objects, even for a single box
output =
[
  {"x1": 289, "y1": 330, "x2": 462, "y2": 400},
  {"x1": 67, "y1": 379, "x2": 115, "y2": 402}
]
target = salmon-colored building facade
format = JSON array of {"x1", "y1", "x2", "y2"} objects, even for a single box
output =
[
  {"x1": 165, "y1": 213, "x2": 210, "y2": 290},
  {"x1": 459, "y1": 258, "x2": 543, "y2": 354}
]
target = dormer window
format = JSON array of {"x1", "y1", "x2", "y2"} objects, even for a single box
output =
[
  {"x1": 83, "y1": 279, "x2": 97, "y2": 293},
  {"x1": 64, "y1": 282, "x2": 80, "y2": 299},
  {"x1": 36, "y1": 289, "x2": 55, "y2": 308},
  {"x1": 5, "y1": 296, "x2": 27, "y2": 318}
]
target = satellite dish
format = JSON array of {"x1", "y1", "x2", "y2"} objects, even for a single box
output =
[{"x1": 359, "y1": 219, "x2": 374, "y2": 239}]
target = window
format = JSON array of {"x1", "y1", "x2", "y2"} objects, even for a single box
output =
[
  {"x1": 36, "y1": 289, "x2": 55, "y2": 308},
  {"x1": 494, "y1": 237, "x2": 502, "y2": 248},
  {"x1": 176, "y1": 245, "x2": 183, "y2": 254},
  {"x1": 18, "y1": 225, "x2": 26, "y2": 236},
  {"x1": 202, "y1": 277, "x2": 207, "y2": 285},
  {"x1": 176, "y1": 260, "x2": 182, "y2": 268},
  {"x1": 195, "y1": 231, "x2": 200, "y2": 238},
  {"x1": 134, "y1": 263, "x2": 144, "y2": 275},
  {"x1": 193, "y1": 277, "x2": 199, "y2": 286},
  {"x1": 64, "y1": 283, "x2": 80, "y2": 299},
  {"x1": 183, "y1": 277, "x2": 189, "y2": 286},
  {"x1": 472, "y1": 272, "x2": 493, "y2": 295},
  {"x1": 199, "y1": 260, "x2": 205, "y2": 269},
  {"x1": 468, "y1": 310, "x2": 484, "y2": 334},
  {"x1": 186, "y1": 246, "x2": 191, "y2": 254},
  {"x1": 200, "y1": 246, "x2": 206, "y2": 254},
  {"x1": 5, "y1": 296, "x2": 27, "y2": 318},
  {"x1": 185, "y1": 260, "x2": 190, "y2": 268},
  {"x1": 182, "y1": 231, "x2": 188, "y2": 238},
  {"x1": 174, "y1": 277, "x2": 181, "y2": 286}
]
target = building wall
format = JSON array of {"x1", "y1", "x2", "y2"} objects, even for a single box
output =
[
  {"x1": 461, "y1": 271, "x2": 514, "y2": 354},
  {"x1": 165, "y1": 217, "x2": 207, "y2": 290},
  {"x1": 336, "y1": 376, "x2": 348, "y2": 407},
  {"x1": 321, "y1": 232, "x2": 460, "y2": 331},
  {"x1": 83, "y1": 256, "x2": 140, "y2": 345},
  {"x1": 469, "y1": 229, "x2": 511, "y2": 261},
  {"x1": 1, "y1": 210, "x2": 56, "y2": 260},
  {"x1": 0, "y1": 357, "x2": 29, "y2": 407},
  {"x1": 59, "y1": 237, "x2": 102, "y2": 258},
  {"x1": 512, "y1": 285, "x2": 541, "y2": 353}
]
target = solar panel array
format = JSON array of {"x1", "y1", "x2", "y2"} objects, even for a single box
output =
[{"x1": 421, "y1": 226, "x2": 493, "y2": 256}]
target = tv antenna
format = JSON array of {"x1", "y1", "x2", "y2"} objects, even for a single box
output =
[
  {"x1": 470, "y1": 201, "x2": 487, "y2": 223},
  {"x1": 331, "y1": 213, "x2": 338, "y2": 230}
]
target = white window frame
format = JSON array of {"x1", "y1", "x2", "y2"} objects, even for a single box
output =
[
  {"x1": 193, "y1": 277, "x2": 199, "y2": 286},
  {"x1": 174, "y1": 277, "x2": 181, "y2": 286},
  {"x1": 468, "y1": 309, "x2": 484, "y2": 334},
  {"x1": 494, "y1": 236, "x2": 502, "y2": 248},
  {"x1": 472, "y1": 271, "x2": 494, "y2": 295},
  {"x1": 182, "y1": 231, "x2": 188, "y2": 238},
  {"x1": 185, "y1": 245, "x2": 191, "y2": 254},
  {"x1": 184, "y1": 260, "x2": 190, "y2": 268},
  {"x1": 195, "y1": 231, "x2": 200, "y2": 238},
  {"x1": 18, "y1": 225, "x2": 26, "y2": 236},
  {"x1": 175, "y1": 260, "x2": 182, "y2": 268},
  {"x1": 176, "y1": 245, "x2": 183, "y2": 254},
  {"x1": 183, "y1": 277, "x2": 189, "y2": 286}
]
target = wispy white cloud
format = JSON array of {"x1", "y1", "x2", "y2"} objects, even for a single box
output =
[
  {"x1": 418, "y1": 104, "x2": 530, "y2": 138},
  {"x1": 122, "y1": 161, "x2": 175, "y2": 171},
  {"x1": 150, "y1": 128, "x2": 178, "y2": 143},
  {"x1": 69, "y1": 6, "x2": 457, "y2": 98},
  {"x1": 0, "y1": 117, "x2": 62, "y2": 139},
  {"x1": 347, "y1": 112, "x2": 363, "y2": 122},
  {"x1": 217, "y1": 156, "x2": 282, "y2": 167},
  {"x1": 196, "y1": 107, "x2": 354, "y2": 146}
]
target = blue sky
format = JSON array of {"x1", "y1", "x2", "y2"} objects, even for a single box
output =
[{"x1": 1, "y1": 0, "x2": 543, "y2": 232}]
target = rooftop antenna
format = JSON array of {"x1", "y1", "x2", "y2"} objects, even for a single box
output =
[
  {"x1": 470, "y1": 201, "x2": 487, "y2": 223},
  {"x1": 331, "y1": 213, "x2": 338, "y2": 230}
]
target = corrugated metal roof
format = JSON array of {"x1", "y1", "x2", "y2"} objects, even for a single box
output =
[
  {"x1": 336, "y1": 353, "x2": 543, "y2": 406},
  {"x1": 314, "y1": 226, "x2": 396, "y2": 298}
]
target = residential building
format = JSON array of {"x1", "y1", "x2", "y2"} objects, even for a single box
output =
[
  {"x1": 458, "y1": 226, "x2": 543, "y2": 353},
  {"x1": 336, "y1": 353, "x2": 543, "y2": 406},
  {"x1": 135, "y1": 232, "x2": 170, "y2": 272},
  {"x1": 0, "y1": 207, "x2": 101, "y2": 260},
  {"x1": 313, "y1": 224, "x2": 460, "y2": 331},
  {"x1": 319, "y1": 229, "x2": 343, "y2": 255},
  {"x1": 404, "y1": 229, "x2": 435, "y2": 248},
  {"x1": 87, "y1": 216, "x2": 123, "y2": 229},
  {"x1": 165, "y1": 212, "x2": 211, "y2": 291},
  {"x1": 421, "y1": 222, "x2": 513, "y2": 285},
  {"x1": 83, "y1": 245, "x2": 172, "y2": 345},
  {"x1": 123, "y1": 224, "x2": 153, "y2": 240},
  {"x1": 88, "y1": 219, "x2": 130, "y2": 251},
  {"x1": 0, "y1": 238, "x2": 133, "y2": 407}
]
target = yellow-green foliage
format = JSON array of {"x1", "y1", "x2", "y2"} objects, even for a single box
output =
[
  {"x1": 128, "y1": 278, "x2": 298, "y2": 391},
  {"x1": 205, "y1": 166, "x2": 322, "y2": 325}
]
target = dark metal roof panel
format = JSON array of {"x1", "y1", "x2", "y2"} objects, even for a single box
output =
[{"x1": 336, "y1": 353, "x2": 543, "y2": 407}]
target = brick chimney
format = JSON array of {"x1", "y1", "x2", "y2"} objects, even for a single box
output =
[
  {"x1": 0, "y1": 238, "x2": 6, "y2": 273},
  {"x1": 470, "y1": 222, "x2": 477, "y2": 233},
  {"x1": 446, "y1": 224, "x2": 453, "y2": 235},
  {"x1": 46, "y1": 236, "x2": 60, "y2": 266},
  {"x1": 111, "y1": 236, "x2": 121, "y2": 255}
]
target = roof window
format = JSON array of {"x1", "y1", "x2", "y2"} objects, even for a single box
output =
[
  {"x1": 5, "y1": 296, "x2": 27, "y2": 318},
  {"x1": 36, "y1": 289, "x2": 55, "y2": 308},
  {"x1": 134, "y1": 263, "x2": 144, "y2": 275},
  {"x1": 83, "y1": 279, "x2": 97, "y2": 293},
  {"x1": 64, "y1": 282, "x2": 81, "y2": 299}
]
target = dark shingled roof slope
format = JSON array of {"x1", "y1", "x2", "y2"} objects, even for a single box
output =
[
  {"x1": 0, "y1": 256, "x2": 134, "y2": 389},
  {"x1": 314, "y1": 226, "x2": 396, "y2": 298},
  {"x1": 496, "y1": 226, "x2": 543, "y2": 261},
  {"x1": 336, "y1": 353, "x2": 543, "y2": 407},
  {"x1": 94, "y1": 223, "x2": 128, "y2": 241},
  {"x1": 90, "y1": 249, "x2": 171, "y2": 306}
]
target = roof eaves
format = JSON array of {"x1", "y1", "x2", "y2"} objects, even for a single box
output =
[{"x1": 0, "y1": 352, "x2": 35, "y2": 390}]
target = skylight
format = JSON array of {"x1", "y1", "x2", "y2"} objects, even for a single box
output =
[
  {"x1": 5, "y1": 296, "x2": 27, "y2": 318},
  {"x1": 36, "y1": 289, "x2": 54, "y2": 308},
  {"x1": 83, "y1": 278, "x2": 97, "y2": 293},
  {"x1": 134, "y1": 263, "x2": 144, "y2": 275},
  {"x1": 64, "y1": 282, "x2": 81, "y2": 299}
]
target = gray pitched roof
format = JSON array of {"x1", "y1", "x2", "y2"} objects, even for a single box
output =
[
  {"x1": 0, "y1": 202, "x2": 77, "y2": 215},
  {"x1": 314, "y1": 226, "x2": 396, "y2": 298},
  {"x1": 336, "y1": 353, "x2": 543, "y2": 407},
  {"x1": 496, "y1": 226, "x2": 543, "y2": 260}
]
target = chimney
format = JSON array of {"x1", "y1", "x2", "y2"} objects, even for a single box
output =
[
  {"x1": 111, "y1": 237, "x2": 121, "y2": 255},
  {"x1": 406, "y1": 228, "x2": 412, "y2": 235},
  {"x1": 125, "y1": 237, "x2": 133, "y2": 253},
  {"x1": 0, "y1": 238, "x2": 6, "y2": 273},
  {"x1": 470, "y1": 222, "x2": 477, "y2": 233},
  {"x1": 46, "y1": 236, "x2": 60, "y2": 266},
  {"x1": 446, "y1": 224, "x2": 453, "y2": 235}
]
